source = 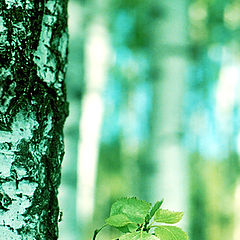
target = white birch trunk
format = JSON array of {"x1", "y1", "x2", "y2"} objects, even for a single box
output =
[{"x1": 0, "y1": 0, "x2": 68, "y2": 239}]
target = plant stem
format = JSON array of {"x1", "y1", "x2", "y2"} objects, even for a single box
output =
[
  {"x1": 92, "y1": 229, "x2": 99, "y2": 240},
  {"x1": 92, "y1": 224, "x2": 107, "y2": 240},
  {"x1": 140, "y1": 223, "x2": 144, "y2": 237}
]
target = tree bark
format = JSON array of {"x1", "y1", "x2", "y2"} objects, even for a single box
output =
[{"x1": 0, "y1": 0, "x2": 68, "y2": 239}]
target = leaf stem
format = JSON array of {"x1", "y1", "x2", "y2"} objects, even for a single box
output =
[
  {"x1": 92, "y1": 224, "x2": 107, "y2": 240},
  {"x1": 140, "y1": 223, "x2": 144, "y2": 237}
]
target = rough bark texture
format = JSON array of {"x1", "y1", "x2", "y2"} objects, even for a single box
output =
[{"x1": 0, "y1": 0, "x2": 68, "y2": 239}]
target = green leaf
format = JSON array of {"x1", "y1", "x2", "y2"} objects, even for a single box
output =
[
  {"x1": 127, "y1": 223, "x2": 139, "y2": 232},
  {"x1": 146, "y1": 200, "x2": 164, "y2": 223},
  {"x1": 109, "y1": 197, "x2": 151, "y2": 225},
  {"x1": 116, "y1": 225, "x2": 131, "y2": 233},
  {"x1": 154, "y1": 209, "x2": 184, "y2": 224},
  {"x1": 105, "y1": 214, "x2": 131, "y2": 227},
  {"x1": 115, "y1": 223, "x2": 138, "y2": 233},
  {"x1": 119, "y1": 232, "x2": 159, "y2": 240},
  {"x1": 154, "y1": 226, "x2": 188, "y2": 240}
]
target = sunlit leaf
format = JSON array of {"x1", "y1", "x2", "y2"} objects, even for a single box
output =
[
  {"x1": 119, "y1": 232, "x2": 159, "y2": 240},
  {"x1": 154, "y1": 226, "x2": 188, "y2": 240},
  {"x1": 105, "y1": 214, "x2": 131, "y2": 227},
  {"x1": 146, "y1": 200, "x2": 164, "y2": 222},
  {"x1": 109, "y1": 197, "x2": 151, "y2": 224},
  {"x1": 154, "y1": 209, "x2": 183, "y2": 224}
]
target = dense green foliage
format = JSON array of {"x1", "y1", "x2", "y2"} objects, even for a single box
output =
[{"x1": 93, "y1": 197, "x2": 188, "y2": 240}]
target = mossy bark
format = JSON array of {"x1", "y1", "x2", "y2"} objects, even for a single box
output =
[{"x1": 0, "y1": 0, "x2": 68, "y2": 239}]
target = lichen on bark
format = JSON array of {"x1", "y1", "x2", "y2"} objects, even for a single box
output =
[{"x1": 0, "y1": 0, "x2": 68, "y2": 239}]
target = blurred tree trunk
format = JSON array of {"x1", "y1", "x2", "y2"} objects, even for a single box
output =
[
  {"x1": 0, "y1": 0, "x2": 68, "y2": 239},
  {"x1": 148, "y1": 0, "x2": 189, "y2": 224},
  {"x1": 58, "y1": 1, "x2": 84, "y2": 239},
  {"x1": 76, "y1": 10, "x2": 111, "y2": 230}
]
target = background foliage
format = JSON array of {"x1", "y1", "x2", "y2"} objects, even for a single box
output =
[{"x1": 59, "y1": 0, "x2": 240, "y2": 239}]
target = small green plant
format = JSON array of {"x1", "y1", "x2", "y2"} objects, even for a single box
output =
[{"x1": 92, "y1": 197, "x2": 189, "y2": 240}]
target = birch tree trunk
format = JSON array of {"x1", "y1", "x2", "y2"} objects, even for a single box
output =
[{"x1": 0, "y1": 0, "x2": 68, "y2": 239}]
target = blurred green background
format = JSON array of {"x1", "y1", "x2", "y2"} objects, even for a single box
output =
[{"x1": 58, "y1": 0, "x2": 240, "y2": 239}]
